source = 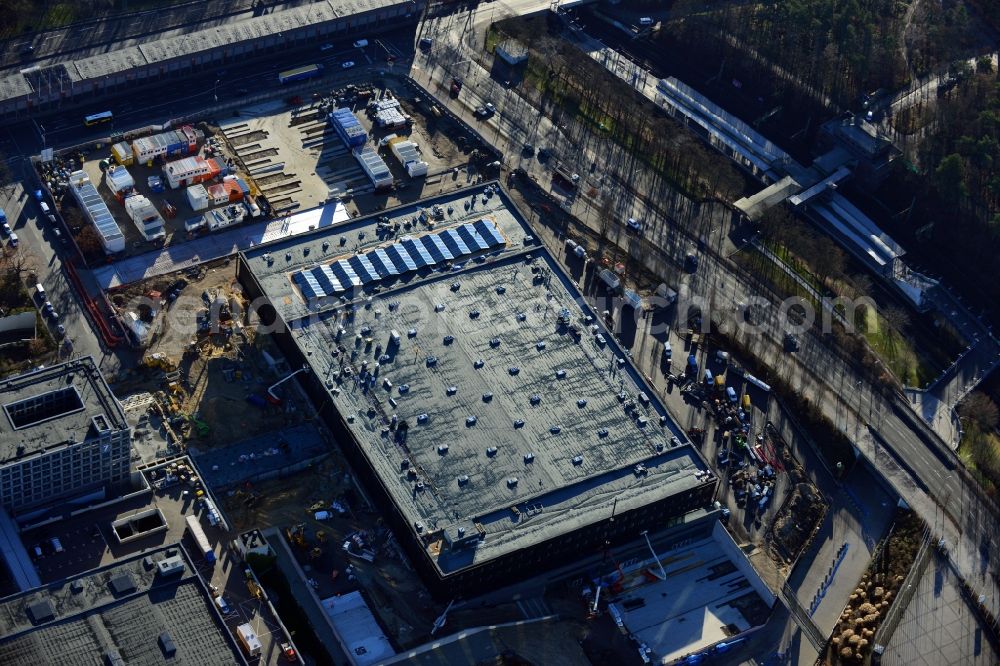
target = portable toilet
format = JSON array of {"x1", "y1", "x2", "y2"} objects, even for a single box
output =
[
  {"x1": 726, "y1": 387, "x2": 738, "y2": 403},
  {"x1": 715, "y1": 375, "x2": 726, "y2": 392},
  {"x1": 688, "y1": 354, "x2": 698, "y2": 372},
  {"x1": 703, "y1": 369, "x2": 713, "y2": 385},
  {"x1": 742, "y1": 393, "x2": 752, "y2": 410}
]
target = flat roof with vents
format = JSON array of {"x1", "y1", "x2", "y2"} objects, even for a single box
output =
[
  {"x1": 240, "y1": 185, "x2": 713, "y2": 579},
  {"x1": 0, "y1": 356, "x2": 128, "y2": 464},
  {"x1": 0, "y1": 546, "x2": 244, "y2": 665}
]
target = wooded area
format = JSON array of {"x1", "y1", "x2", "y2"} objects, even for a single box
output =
[
  {"x1": 492, "y1": 16, "x2": 746, "y2": 202},
  {"x1": 666, "y1": 0, "x2": 980, "y2": 108}
]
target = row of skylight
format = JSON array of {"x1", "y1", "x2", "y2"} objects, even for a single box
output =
[{"x1": 293, "y1": 220, "x2": 507, "y2": 301}]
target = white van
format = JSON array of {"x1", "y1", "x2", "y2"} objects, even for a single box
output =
[
  {"x1": 639, "y1": 17, "x2": 654, "y2": 26},
  {"x1": 353, "y1": 39, "x2": 368, "y2": 48},
  {"x1": 215, "y1": 596, "x2": 231, "y2": 614},
  {"x1": 35, "y1": 283, "x2": 45, "y2": 300}
]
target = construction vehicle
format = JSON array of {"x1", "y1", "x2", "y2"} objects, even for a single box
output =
[
  {"x1": 143, "y1": 353, "x2": 176, "y2": 371},
  {"x1": 187, "y1": 415, "x2": 210, "y2": 438},
  {"x1": 286, "y1": 524, "x2": 307, "y2": 549},
  {"x1": 245, "y1": 574, "x2": 263, "y2": 600}
]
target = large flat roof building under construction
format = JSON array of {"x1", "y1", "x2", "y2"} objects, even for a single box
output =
[{"x1": 238, "y1": 186, "x2": 718, "y2": 596}]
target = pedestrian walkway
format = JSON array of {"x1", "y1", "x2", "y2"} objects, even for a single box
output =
[{"x1": 881, "y1": 552, "x2": 999, "y2": 666}]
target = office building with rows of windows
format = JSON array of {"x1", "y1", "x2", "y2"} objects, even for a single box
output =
[{"x1": 0, "y1": 357, "x2": 131, "y2": 514}]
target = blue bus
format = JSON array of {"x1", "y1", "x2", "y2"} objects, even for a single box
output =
[
  {"x1": 83, "y1": 110, "x2": 113, "y2": 126},
  {"x1": 278, "y1": 64, "x2": 323, "y2": 85}
]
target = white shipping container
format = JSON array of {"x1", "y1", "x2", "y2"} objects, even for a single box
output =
[
  {"x1": 186, "y1": 184, "x2": 209, "y2": 211},
  {"x1": 406, "y1": 161, "x2": 429, "y2": 177}
]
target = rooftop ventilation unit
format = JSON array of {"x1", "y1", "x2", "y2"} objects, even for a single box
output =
[
  {"x1": 474, "y1": 359, "x2": 485, "y2": 369},
  {"x1": 671, "y1": 436, "x2": 682, "y2": 447},
  {"x1": 435, "y1": 303, "x2": 446, "y2": 312},
  {"x1": 457, "y1": 475, "x2": 469, "y2": 486},
  {"x1": 426, "y1": 356, "x2": 438, "y2": 367},
  {"x1": 470, "y1": 310, "x2": 480, "y2": 319},
  {"x1": 486, "y1": 446, "x2": 498, "y2": 456},
  {"x1": 598, "y1": 428, "x2": 609, "y2": 438},
  {"x1": 447, "y1": 385, "x2": 458, "y2": 395},
  {"x1": 536, "y1": 341, "x2": 546, "y2": 351},
  {"x1": 550, "y1": 425, "x2": 562, "y2": 434},
  {"x1": 508, "y1": 367, "x2": 520, "y2": 375},
  {"x1": 443, "y1": 335, "x2": 455, "y2": 345},
  {"x1": 513, "y1": 419, "x2": 525, "y2": 428},
  {"x1": 523, "y1": 453, "x2": 534, "y2": 464},
  {"x1": 507, "y1": 477, "x2": 519, "y2": 487},
  {"x1": 577, "y1": 399, "x2": 587, "y2": 408},
  {"x1": 516, "y1": 313, "x2": 527, "y2": 322},
  {"x1": 417, "y1": 413, "x2": 429, "y2": 424},
  {"x1": 438, "y1": 444, "x2": 449, "y2": 454},
  {"x1": 496, "y1": 286, "x2": 506, "y2": 294},
  {"x1": 466, "y1": 416, "x2": 477, "y2": 426},
  {"x1": 482, "y1": 393, "x2": 494, "y2": 402},
  {"x1": 490, "y1": 337, "x2": 501, "y2": 347},
  {"x1": 637, "y1": 417, "x2": 648, "y2": 427},
  {"x1": 408, "y1": 328, "x2": 418, "y2": 337},
  {"x1": 451, "y1": 282, "x2": 460, "y2": 291},
  {"x1": 529, "y1": 395, "x2": 541, "y2": 406},
  {"x1": 572, "y1": 455, "x2": 583, "y2": 465},
  {"x1": 556, "y1": 369, "x2": 567, "y2": 379}
]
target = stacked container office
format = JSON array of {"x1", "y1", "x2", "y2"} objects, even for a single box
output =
[
  {"x1": 123, "y1": 194, "x2": 166, "y2": 241},
  {"x1": 68, "y1": 171, "x2": 125, "y2": 254},
  {"x1": 354, "y1": 145, "x2": 393, "y2": 190},
  {"x1": 105, "y1": 166, "x2": 135, "y2": 203},
  {"x1": 132, "y1": 125, "x2": 203, "y2": 164},
  {"x1": 329, "y1": 108, "x2": 367, "y2": 149},
  {"x1": 163, "y1": 156, "x2": 221, "y2": 189}
]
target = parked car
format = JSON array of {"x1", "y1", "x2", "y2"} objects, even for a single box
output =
[
  {"x1": 1, "y1": 222, "x2": 10, "y2": 236},
  {"x1": 626, "y1": 217, "x2": 643, "y2": 233},
  {"x1": 353, "y1": 39, "x2": 368, "y2": 48},
  {"x1": 419, "y1": 37, "x2": 433, "y2": 50},
  {"x1": 341, "y1": 61, "x2": 355, "y2": 69},
  {"x1": 8, "y1": 232, "x2": 18, "y2": 247},
  {"x1": 320, "y1": 43, "x2": 334, "y2": 52},
  {"x1": 639, "y1": 17, "x2": 654, "y2": 26}
]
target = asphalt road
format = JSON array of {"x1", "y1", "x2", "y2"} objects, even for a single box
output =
[{"x1": 0, "y1": 176, "x2": 125, "y2": 375}]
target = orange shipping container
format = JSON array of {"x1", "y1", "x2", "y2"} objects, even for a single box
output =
[{"x1": 222, "y1": 180, "x2": 243, "y2": 202}]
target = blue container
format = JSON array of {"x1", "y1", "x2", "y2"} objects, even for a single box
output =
[{"x1": 246, "y1": 394, "x2": 267, "y2": 408}]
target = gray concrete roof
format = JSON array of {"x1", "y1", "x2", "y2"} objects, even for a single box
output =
[
  {"x1": 0, "y1": 546, "x2": 242, "y2": 665},
  {"x1": 0, "y1": 356, "x2": 128, "y2": 464},
  {"x1": 242, "y1": 187, "x2": 712, "y2": 575},
  {"x1": 1, "y1": 0, "x2": 413, "y2": 102},
  {"x1": 190, "y1": 422, "x2": 328, "y2": 490}
]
